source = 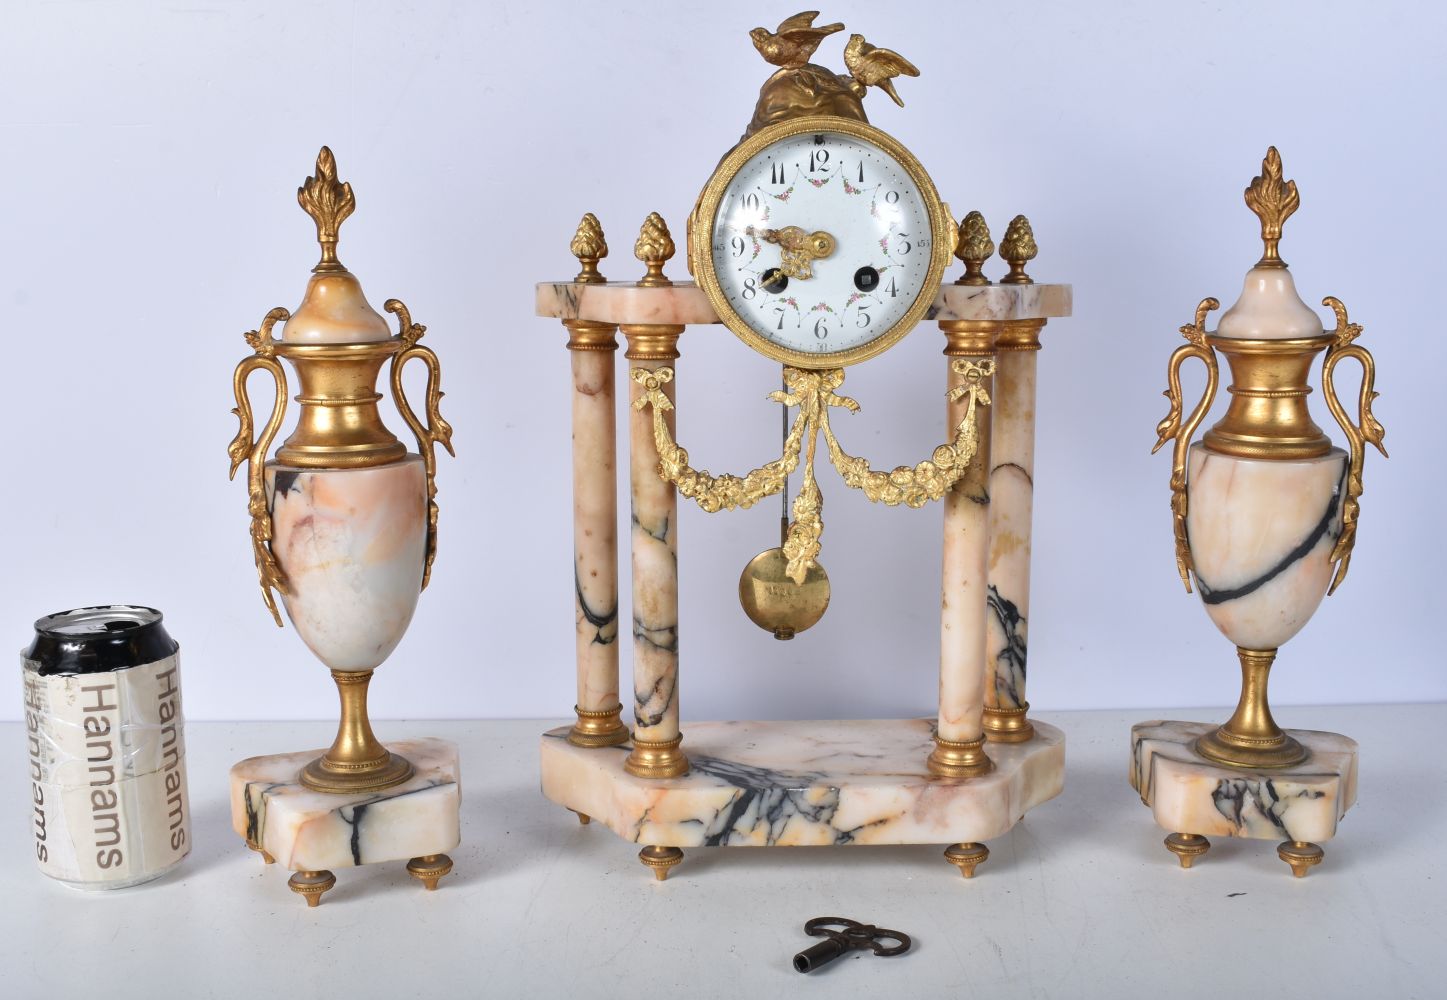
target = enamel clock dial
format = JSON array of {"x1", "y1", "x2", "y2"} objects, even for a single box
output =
[{"x1": 693, "y1": 116, "x2": 953, "y2": 368}]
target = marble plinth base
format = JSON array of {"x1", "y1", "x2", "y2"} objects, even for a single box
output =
[
  {"x1": 230, "y1": 737, "x2": 460, "y2": 901},
  {"x1": 1130, "y1": 721, "x2": 1357, "y2": 872},
  {"x1": 541, "y1": 719, "x2": 1063, "y2": 875}
]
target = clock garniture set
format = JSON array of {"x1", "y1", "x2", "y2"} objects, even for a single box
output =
[
  {"x1": 190, "y1": 11, "x2": 1391, "y2": 908},
  {"x1": 536, "y1": 12, "x2": 1071, "y2": 880}
]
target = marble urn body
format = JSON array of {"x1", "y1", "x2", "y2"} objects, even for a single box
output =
[
  {"x1": 1185, "y1": 445, "x2": 1347, "y2": 651},
  {"x1": 265, "y1": 459, "x2": 427, "y2": 673}
]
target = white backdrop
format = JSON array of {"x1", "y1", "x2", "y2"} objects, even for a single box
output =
[{"x1": 1, "y1": 0, "x2": 1442, "y2": 723}]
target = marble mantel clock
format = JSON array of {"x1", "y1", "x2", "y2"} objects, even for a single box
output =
[{"x1": 536, "y1": 11, "x2": 1073, "y2": 880}]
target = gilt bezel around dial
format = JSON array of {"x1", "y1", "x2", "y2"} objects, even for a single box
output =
[{"x1": 692, "y1": 115, "x2": 953, "y2": 369}]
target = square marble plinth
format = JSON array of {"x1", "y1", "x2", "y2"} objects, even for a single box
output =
[
  {"x1": 1130, "y1": 721, "x2": 1358, "y2": 843},
  {"x1": 541, "y1": 719, "x2": 1064, "y2": 847},
  {"x1": 229, "y1": 737, "x2": 460, "y2": 871}
]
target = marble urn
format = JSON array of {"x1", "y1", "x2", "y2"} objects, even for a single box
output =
[
  {"x1": 1139, "y1": 147, "x2": 1385, "y2": 876},
  {"x1": 225, "y1": 147, "x2": 458, "y2": 905}
]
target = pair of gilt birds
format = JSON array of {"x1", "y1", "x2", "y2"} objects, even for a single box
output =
[{"x1": 751, "y1": 11, "x2": 919, "y2": 106}]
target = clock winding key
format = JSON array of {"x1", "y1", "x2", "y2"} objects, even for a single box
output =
[{"x1": 793, "y1": 917, "x2": 912, "y2": 973}]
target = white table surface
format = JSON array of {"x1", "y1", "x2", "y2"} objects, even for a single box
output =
[{"x1": 4, "y1": 705, "x2": 1443, "y2": 999}]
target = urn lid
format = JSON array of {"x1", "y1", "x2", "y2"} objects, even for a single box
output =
[
  {"x1": 1216, "y1": 266, "x2": 1323, "y2": 340},
  {"x1": 282, "y1": 271, "x2": 391, "y2": 344},
  {"x1": 1215, "y1": 147, "x2": 1323, "y2": 341},
  {"x1": 279, "y1": 147, "x2": 392, "y2": 345}
]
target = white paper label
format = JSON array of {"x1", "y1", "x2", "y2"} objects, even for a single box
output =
[{"x1": 22, "y1": 653, "x2": 191, "y2": 886}]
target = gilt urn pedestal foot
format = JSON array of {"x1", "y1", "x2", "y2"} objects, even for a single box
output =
[
  {"x1": 1130, "y1": 721, "x2": 1356, "y2": 876},
  {"x1": 230, "y1": 737, "x2": 461, "y2": 905}
]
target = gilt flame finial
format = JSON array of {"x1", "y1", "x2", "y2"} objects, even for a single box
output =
[
  {"x1": 1244, "y1": 146, "x2": 1299, "y2": 269},
  {"x1": 297, "y1": 146, "x2": 356, "y2": 274}
]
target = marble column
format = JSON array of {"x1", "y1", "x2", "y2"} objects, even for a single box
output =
[
  {"x1": 929, "y1": 321, "x2": 998, "y2": 777},
  {"x1": 983, "y1": 319, "x2": 1045, "y2": 742},
  {"x1": 621, "y1": 324, "x2": 689, "y2": 778},
  {"x1": 564, "y1": 319, "x2": 628, "y2": 747}
]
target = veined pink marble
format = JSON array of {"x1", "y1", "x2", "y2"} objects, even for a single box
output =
[
  {"x1": 536, "y1": 281, "x2": 1074, "y2": 327},
  {"x1": 537, "y1": 282, "x2": 719, "y2": 326},
  {"x1": 281, "y1": 271, "x2": 393, "y2": 344},
  {"x1": 572, "y1": 346, "x2": 621, "y2": 713},
  {"x1": 541, "y1": 719, "x2": 1063, "y2": 847},
  {"x1": 929, "y1": 283, "x2": 1073, "y2": 323},
  {"x1": 266, "y1": 458, "x2": 427, "y2": 671},
  {"x1": 628, "y1": 361, "x2": 680, "y2": 743},
  {"x1": 1215, "y1": 267, "x2": 1324, "y2": 341},
  {"x1": 1186, "y1": 445, "x2": 1346, "y2": 650},
  {"x1": 938, "y1": 360, "x2": 991, "y2": 744},
  {"x1": 230, "y1": 737, "x2": 459, "y2": 870},
  {"x1": 986, "y1": 351, "x2": 1036, "y2": 712},
  {"x1": 1130, "y1": 721, "x2": 1356, "y2": 843}
]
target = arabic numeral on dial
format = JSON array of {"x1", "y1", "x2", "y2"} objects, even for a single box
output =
[
  {"x1": 813, "y1": 317, "x2": 829, "y2": 340},
  {"x1": 774, "y1": 307, "x2": 787, "y2": 330},
  {"x1": 856, "y1": 307, "x2": 871, "y2": 328},
  {"x1": 809, "y1": 149, "x2": 830, "y2": 172},
  {"x1": 858, "y1": 161, "x2": 864, "y2": 183},
  {"x1": 884, "y1": 190, "x2": 900, "y2": 204},
  {"x1": 885, "y1": 277, "x2": 898, "y2": 297},
  {"x1": 742, "y1": 192, "x2": 760, "y2": 212},
  {"x1": 895, "y1": 233, "x2": 912, "y2": 255},
  {"x1": 771, "y1": 162, "x2": 785, "y2": 184},
  {"x1": 731, "y1": 236, "x2": 746, "y2": 257},
  {"x1": 741, "y1": 278, "x2": 759, "y2": 299}
]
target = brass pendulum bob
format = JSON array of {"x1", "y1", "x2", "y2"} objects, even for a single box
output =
[
  {"x1": 738, "y1": 518, "x2": 831, "y2": 640},
  {"x1": 739, "y1": 381, "x2": 831, "y2": 639}
]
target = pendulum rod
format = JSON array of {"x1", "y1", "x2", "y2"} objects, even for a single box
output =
[
  {"x1": 781, "y1": 370, "x2": 790, "y2": 545},
  {"x1": 735, "y1": 368, "x2": 832, "y2": 641}
]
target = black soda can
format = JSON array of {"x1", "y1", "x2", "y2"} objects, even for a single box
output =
[{"x1": 21, "y1": 606, "x2": 191, "y2": 888}]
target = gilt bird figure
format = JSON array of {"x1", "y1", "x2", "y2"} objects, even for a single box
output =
[
  {"x1": 842, "y1": 33, "x2": 919, "y2": 107},
  {"x1": 750, "y1": 10, "x2": 845, "y2": 69}
]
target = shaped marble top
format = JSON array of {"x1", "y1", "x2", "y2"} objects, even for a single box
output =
[{"x1": 535, "y1": 280, "x2": 1072, "y2": 326}]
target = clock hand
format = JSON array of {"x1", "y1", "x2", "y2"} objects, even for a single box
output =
[{"x1": 749, "y1": 226, "x2": 836, "y2": 280}]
